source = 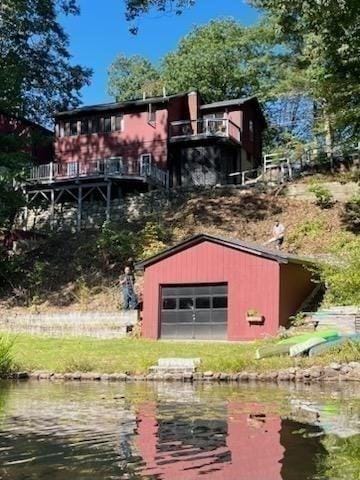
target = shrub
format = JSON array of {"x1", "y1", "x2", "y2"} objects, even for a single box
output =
[
  {"x1": 97, "y1": 222, "x2": 138, "y2": 267},
  {"x1": 0, "y1": 335, "x2": 15, "y2": 375},
  {"x1": 287, "y1": 219, "x2": 325, "y2": 248},
  {"x1": 320, "y1": 235, "x2": 360, "y2": 306},
  {"x1": 342, "y1": 194, "x2": 360, "y2": 233},
  {"x1": 308, "y1": 183, "x2": 334, "y2": 208},
  {"x1": 138, "y1": 221, "x2": 167, "y2": 260}
]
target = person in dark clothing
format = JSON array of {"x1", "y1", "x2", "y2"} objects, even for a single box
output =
[{"x1": 120, "y1": 266, "x2": 138, "y2": 309}]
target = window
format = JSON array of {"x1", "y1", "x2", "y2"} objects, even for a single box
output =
[
  {"x1": 148, "y1": 103, "x2": 156, "y2": 124},
  {"x1": 80, "y1": 119, "x2": 89, "y2": 135},
  {"x1": 163, "y1": 298, "x2": 177, "y2": 310},
  {"x1": 91, "y1": 117, "x2": 99, "y2": 134},
  {"x1": 70, "y1": 120, "x2": 78, "y2": 136},
  {"x1": 213, "y1": 297, "x2": 227, "y2": 309},
  {"x1": 249, "y1": 120, "x2": 254, "y2": 142},
  {"x1": 64, "y1": 122, "x2": 70, "y2": 137},
  {"x1": 115, "y1": 114, "x2": 123, "y2": 131},
  {"x1": 103, "y1": 116, "x2": 111, "y2": 133},
  {"x1": 179, "y1": 298, "x2": 194, "y2": 310},
  {"x1": 195, "y1": 297, "x2": 211, "y2": 309}
]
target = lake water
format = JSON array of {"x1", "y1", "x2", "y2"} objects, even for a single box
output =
[{"x1": 0, "y1": 380, "x2": 359, "y2": 479}]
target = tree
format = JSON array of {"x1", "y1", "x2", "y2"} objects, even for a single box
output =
[
  {"x1": 124, "y1": 0, "x2": 194, "y2": 33},
  {"x1": 108, "y1": 54, "x2": 162, "y2": 101},
  {"x1": 0, "y1": 0, "x2": 92, "y2": 124},
  {"x1": 0, "y1": 0, "x2": 91, "y2": 231},
  {"x1": 124, "y1": 0, "x2": 360, "y2": 137},
  {"x1": 108, "y1": 20, "x2": 283, "y2": 104},
  {"x1": 162, "y1": 19, "x2": 282, "y2": 103}
]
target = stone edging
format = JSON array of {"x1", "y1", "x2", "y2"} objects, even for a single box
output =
[{"x1": 3, "y1": 362, "x2": 360, "y2": 383}]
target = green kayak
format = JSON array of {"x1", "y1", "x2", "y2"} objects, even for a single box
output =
[
  {"x1": 256, "y1": 330, "x2": 339, "y2": 359},
  {"x1": 278, "y1": 330, "x2": 339, "y2": 345}
]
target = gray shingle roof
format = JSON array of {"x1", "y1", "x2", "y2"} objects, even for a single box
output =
[{"x1": 136, "y1": 233, "x2": 315, "y2": 270}]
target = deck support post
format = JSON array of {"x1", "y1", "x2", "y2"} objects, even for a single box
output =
[
  {"x1": 106, "y1": 180, "x2": 111, "y2": 222},
  {"x1": 24, "y1": 192, "x2": 29, "y2": 230},
  {"x1": 77, "y1": 185, "x2": 82, "y2": 232},
  {"x1": 50, "y1": 189, "x2": 55, "y2": 231}
]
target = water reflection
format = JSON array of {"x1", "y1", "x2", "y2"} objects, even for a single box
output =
[{"x1": 0, "y1": 381, "x2": 359, "y2": 479}]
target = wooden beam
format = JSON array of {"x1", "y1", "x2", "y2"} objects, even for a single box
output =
[
  {"x1": 106, "y1": 180, "x2": 111, "y2": 222},
  {"x1": 50, "y1": 189, "x2": 55, "y2": 231},
  {"x1": 77, "y1": 185, "x2": 82, "y2": 232}
]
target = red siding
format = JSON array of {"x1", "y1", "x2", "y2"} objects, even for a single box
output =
[
  {"x1": 136, "y1": 401, "x2": 283, "y2": 480},
  {"x1": 279, "y1": 263, "x2": 314, "y2": 327},
  {"x1": 55, "y1": 107, "x2": 168, "y2": 168},
  {"x1": 0, "y1": 113, "x2": 53, "y2": 164},
  {"x1": 142, "y1": 241, "x2": 281, "y2": 341}
]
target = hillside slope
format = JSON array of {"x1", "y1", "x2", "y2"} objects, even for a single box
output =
[{"x1": 0, "y1": 186, "x2": 355, "y2": 314}]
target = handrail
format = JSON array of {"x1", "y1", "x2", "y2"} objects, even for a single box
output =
[
  {"x1": 170, "y1": 118, "x2": 241, "y2": 143},
  {"x1": 28, "y1": 158, "x2": 169, "y2": 188}
]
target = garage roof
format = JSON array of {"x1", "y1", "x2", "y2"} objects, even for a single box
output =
[{"x1": 136, "y1": 233, "x2": 314, "y2": 269}]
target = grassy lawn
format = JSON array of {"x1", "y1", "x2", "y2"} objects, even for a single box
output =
[{"x1": 9, "y1": 334, "x2": 360, "y2": 374}]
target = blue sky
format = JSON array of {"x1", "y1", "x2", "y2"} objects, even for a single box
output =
[{"x1": 60, "y1": 0, "x2": 260, "y2": 106}]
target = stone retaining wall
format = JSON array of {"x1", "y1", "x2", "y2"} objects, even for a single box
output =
[
  {"x1": 0, "y1": 311, "x2": 138, "y2": 338},
  {"x1": 6, "y1": 361, "x2": 360, "y2": 382},
  {"x1": 19, "y1": 189, "x2": 172, "y2": 231},
  {"x1": 19, "y1": 185, "x2": 255, "y2": 232},
  {"x1": 287, "y1": 181, "x2": 359, "y2": 202}
]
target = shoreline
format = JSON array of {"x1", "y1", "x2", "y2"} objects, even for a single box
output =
[{"x1": 4, "y1": 362, "x2": 360, "y2": 383}]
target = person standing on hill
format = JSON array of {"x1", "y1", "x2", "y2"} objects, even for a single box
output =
[
  {"x1": 264, "y1": 220, "x2": 286, "y2": 250},
  {"x1": 272, "y1": 220, "x2": 285, "y2": 249},
  {"x1": 120, "y1": 265, "x2": 138, "y2": 309}
]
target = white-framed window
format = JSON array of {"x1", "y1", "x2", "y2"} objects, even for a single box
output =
[
  {"x1": 70, "y1": 120, "x2": 78, "y2": 136},
  {"x1": 103, "y1": 116, "x2": 112, "y2": 133},
  {"x1": 114, "y1": 113, "x2": 124, "y2": 131},
  {"x1": 148, "y1": 103, "x2": 156, "y2": 124},
  {"x1": 80, "y1": 118, "x2": 90, "y2": 135},
  {"x1": 140, "y1": 153, "x2": 152, "y2": 164}
]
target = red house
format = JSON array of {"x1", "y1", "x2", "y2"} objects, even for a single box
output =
[
  {"x1": 0, "y1": 110, "x2": 53, "y2": 164},
  {"x1": 25, "y1": 91, "x2": 265, "y2": 212},
  {"x1": 137, "y1": 234, "x2": 314, "y2": 341}
]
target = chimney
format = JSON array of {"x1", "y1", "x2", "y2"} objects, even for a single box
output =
[{"x1": 188, "y1": 91, "x2": 199, "y2": 134}]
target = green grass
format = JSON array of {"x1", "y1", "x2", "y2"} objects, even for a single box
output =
[
  {"x1": 9, "y1": 334, "x2": 360, "y2": 374},
  {"x1": 0, "y1": 335, "x2": 15, "y2": 375}
]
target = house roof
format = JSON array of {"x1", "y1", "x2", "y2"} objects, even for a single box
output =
[
  {"x1": 200, "y1": 96, "x2": 256, "y2": 110},
  {"x1": 136, "y1": 233, "x2": 314, "y2": 270},
  {"x1": 0, "y1": 109, "x2": 53, "y2": 135},
  {"x1": 55, "y1": 91, "x2": 191, "y2": 118}
]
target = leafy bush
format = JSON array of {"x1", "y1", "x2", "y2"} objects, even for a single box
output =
[
  {"x1": 97, "y1": 221, "x2": 139, "y2": 267},
  {"x1": 308, "y1": 183, "x2": 334, "y2": 208},
  {"x1": 342, "y1": 194, "x2": 360, "y2": 233},
  {"x1": 97, "y1": 220, "x2": 170, "y2": 266},
  {"x1": 0, "y1": 335, "x2": 15, "y2": 375},
  {"x1": 138, "y1": 221, "x2": 167, "y2": 260},
  {"x1": 287, "y1": 219, "x2": 325, "y2": 248},
  {"x1": 320, "y1": 235, "x2": 360, "y2": 306}
]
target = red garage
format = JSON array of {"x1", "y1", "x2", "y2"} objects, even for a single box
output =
[{"x1": 137, "y1": 234, "x2": 315, "y2": 341}]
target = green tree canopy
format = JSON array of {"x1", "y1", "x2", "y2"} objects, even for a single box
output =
[
  {"x1": 108, "y1": 19, "x2": 283, "y2": 104},
  {"x1": 0, "y1": 0, "x2": 92, "y2": 124},
  {"x1": 162, "y1": 19, "x2": 281, "y2": 103},
  {"x1": 0, "y1": 0, "x2": 91, "y2": 230},
  {"x1": 108, "y1": 54, "x2": 162, "y2": 101},
  {"x1": 123, "y1": 0, "x2": 360, "y2": 135}
]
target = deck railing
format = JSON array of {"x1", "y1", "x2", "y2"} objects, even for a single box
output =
[
  {"x1": 28, "y1": 157, "x2": 169, "y2": 188},
  {"x1": 170, "y1": 118, "x2": 241, "y2": 143}
]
